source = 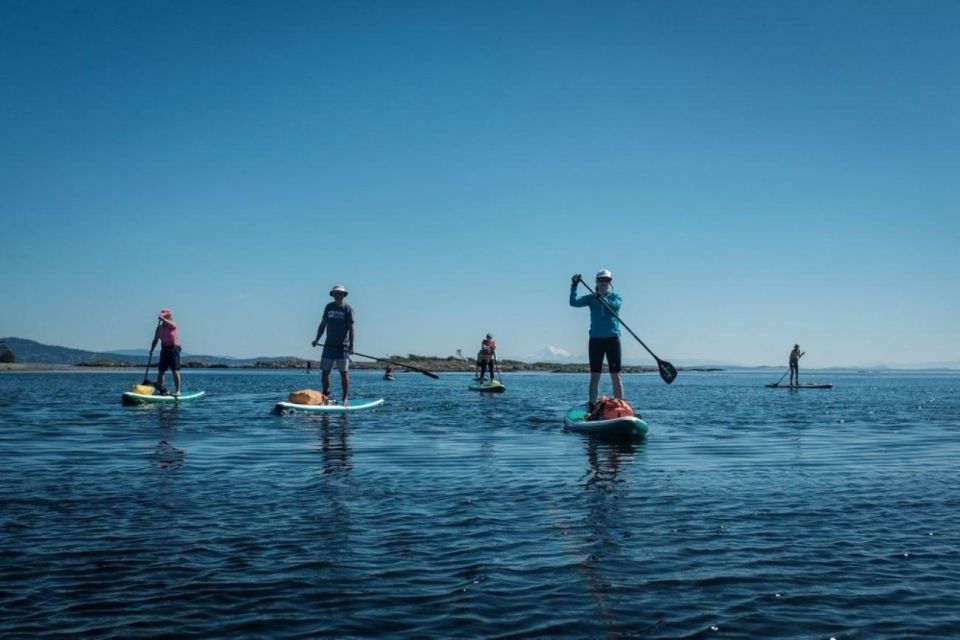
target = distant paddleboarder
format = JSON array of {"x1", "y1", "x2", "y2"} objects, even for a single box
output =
[
  {"x1": 569, "y1": 269, "x2": 623, "y2": 408},
  {"x1": 477, "y1": 334, "x2": 497, "y2": 383},
  {"x1": 789, "y1": 344, "x2": 801, "y2": 385},
  {"x1": 312, "y1": 284, "x2": 355, "y2": 404}
]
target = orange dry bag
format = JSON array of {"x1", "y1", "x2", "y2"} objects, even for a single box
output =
[{"x1": 589, "y1": 396, "x2": 636, "y2": 420}]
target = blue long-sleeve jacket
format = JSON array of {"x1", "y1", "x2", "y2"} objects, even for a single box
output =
[{"x1": 570, "y1": 286, "x2": 621, "y2": 338}]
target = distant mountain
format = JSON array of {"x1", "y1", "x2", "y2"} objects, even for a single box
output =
[
  {"x1": 0, "y1": 337, "x2": 297, "y2": 366},
  {"x1": 108, "y1": 347, "x2": 242, "y2": 361},
  {"x1": 0, "y1": 337, "x2": 143, "y2": 365},
  {"x1": 524, "y1": 345, "x2": 583, "y2": 363},
  {"x1": 106, "y1": 348, "x2": 154, "y2": 357}
]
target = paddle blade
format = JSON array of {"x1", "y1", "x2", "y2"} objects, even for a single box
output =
[
  {"x1": 420, "y1": 370, "x2": 440, "y2": 380},
  {"x1": 658, "y1": 359, "x2": 678, "y2": 384}
]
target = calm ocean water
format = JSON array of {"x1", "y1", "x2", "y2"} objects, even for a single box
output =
[{"x1": 2, "y1": 369, "x2": 959, "y2": 639}]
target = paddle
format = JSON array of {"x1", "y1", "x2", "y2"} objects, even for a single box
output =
[
  {"x1": 575, "y1": 276, "x2": 678, "y2": 384},
  {"x1": 142, "y1": 319, "x2": 162, "y2": 386},
  {"x1": 313, "y1": 344, "x2": 439, "y2": 379},
  {"x1": 771, "y1": 351, "x2": 804, "y2": 387},
  {"x1": 493, "y1": 353, "x2": 503, "y2": 384}
]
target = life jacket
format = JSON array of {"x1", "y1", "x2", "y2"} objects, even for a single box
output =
[
  {"x1": 589, "y1": 396, "x2": 636, "y2": 420},
  {"x1": 479, "y1": 339, "x2": 495, "y2": 360}
]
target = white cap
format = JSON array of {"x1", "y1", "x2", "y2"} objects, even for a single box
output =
[
  {"x1": 595, "y1": 269, "x2": 613, "y2": 281},
  {"x1": 329, "y1": 284, "x2": 348, "y2": 296}
]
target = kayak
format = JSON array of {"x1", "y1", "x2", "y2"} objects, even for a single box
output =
[
  {"x1": 563, "y1": 405, "x2": 648, "y2": 439},
  {"x1": 274, "y1": 398, "x2": 385, "y2": 414},
  {"x1": 122, "y1": 390, "x2": 206, "y2": 405},
  {"x1": 468, "y1": 380, "x2": 505, "y2": 393},
  {"x1": 765, "y1": 383, "x2": 833, "y2": 389}
]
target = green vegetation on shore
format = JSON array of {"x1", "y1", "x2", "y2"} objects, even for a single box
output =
[
  {"x1": 23, "y1": 355, "x2": 720, "y2": 374},
  {"x1": 0, "y1": 338, "x2": 723, "y2": 373}
]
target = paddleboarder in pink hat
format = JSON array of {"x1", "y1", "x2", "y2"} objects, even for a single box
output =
[{"x1": 152, "y1": 308, "x2": 181, "y2": 396}]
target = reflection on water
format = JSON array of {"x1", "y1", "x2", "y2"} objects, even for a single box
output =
[
  {"x1": 580, "y1": 437, "x2": 636, "y2": 490},
  {"x1": 152, "y1": 406, "x2": 185, "y2": 471},
  {"x1": 313, "y1": 415, "x2": 352, "y2": 475}
]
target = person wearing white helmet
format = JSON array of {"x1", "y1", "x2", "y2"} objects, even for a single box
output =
[
  {"x1": 569, "y1": 269, "x2": 623, "y2": 407},
  {"x1": 477, "y1": 333, "x2": 497, "y2": 384},
  {"x1": 311, "y1": 284, "x2": 355, "y2": 403}
]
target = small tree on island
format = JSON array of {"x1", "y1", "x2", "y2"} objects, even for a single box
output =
[{"x1": 0, "y1": 342, "x2": 14, "y2": 363}]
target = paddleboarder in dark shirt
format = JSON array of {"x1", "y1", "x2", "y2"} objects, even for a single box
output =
[
  {"x1": 312, "y1": 284, "x2": 355, "y2": 404},
  {"x1": 789, "y1": 344, "x2": 801, "y2": 385}
]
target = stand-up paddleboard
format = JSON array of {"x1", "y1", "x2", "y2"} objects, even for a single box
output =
[
  {"x1": 468, "y1": 380, "x2": 505, "y2": 393},
  {"x1": 765, "y1": 383, "x2": 833, "y2": 389},
  {"x1": 274, "y1": 398, "x2": 385, "y2": 415},
  {"x1": 122, "y1": 390, "x2": 206, "y2": 405},
  {"x1": 563, "y1": 405, "x2": 648, "y2": 438}
]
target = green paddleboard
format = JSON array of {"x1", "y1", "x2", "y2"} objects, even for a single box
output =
[
  {"x1": 122, "y1": 390, "x2": 206, "y2": 405},
  {"x1": 563, "y1": 404, "x2": 648, "y2": 438},
  {"x1": 468, "y1": 380, "x2": 505, "y2": 393}
]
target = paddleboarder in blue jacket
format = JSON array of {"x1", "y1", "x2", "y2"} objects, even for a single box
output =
[{"x1": 570, "y1": 269, "x2": 623, "y2": 407}]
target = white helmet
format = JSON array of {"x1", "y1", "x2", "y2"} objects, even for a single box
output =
[
  {"x1": 595, "y1": 269, "x2": 613, "y2": 281},
  {"x1": 329, "y1": 284, "x2": 348, "y2": 296}
]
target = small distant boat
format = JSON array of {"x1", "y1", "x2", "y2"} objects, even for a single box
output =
[
  {"x1": 765, "y1": 383, "x2": 833, "y2": 389},
  {"x1": 383, "y1": 374, "x2": 395, "y2": 381}
]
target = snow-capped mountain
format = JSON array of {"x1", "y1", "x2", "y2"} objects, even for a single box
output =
[{"x1": 525, "y1": 345, "x2": 584, "y2": 363}]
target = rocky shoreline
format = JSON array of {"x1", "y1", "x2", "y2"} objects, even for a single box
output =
[{"x1": 3, "y1": 358, "x2": 722, "y2": 374}]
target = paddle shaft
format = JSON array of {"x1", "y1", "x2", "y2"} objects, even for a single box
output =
[
  {"x1": 773, "y1": 351, "x2": 804, "y2": 386},
  {"x1": 314, "y1": 344, "x2": 439, "y2": 379},
  {"x1": 576, "y1": 278, "x2": 676, "y2": 383},
  {"x1": 143, "y1": 319, "x2": 162, "y2": 385},
  {"x1": 493, "y1": 353, "x2": 503, "y2": 383}
]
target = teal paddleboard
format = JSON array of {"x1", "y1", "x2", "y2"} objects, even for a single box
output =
[
  {"x1": 563, "y1": 404, "x2": 648, "y2": 438},
  {"x1": 468, "y1": 380, "x2": 505, "y2": 393},
  {"x1": 122, "y1": 390, "x2": 206, "y2": 405},
  {"x1": 274, "y1": 398, "x2": 385, "y2": 415}
]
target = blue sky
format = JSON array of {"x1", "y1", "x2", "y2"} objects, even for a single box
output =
[{"x1": 2, "y1": 0, "x2": 958, "y2": 367}]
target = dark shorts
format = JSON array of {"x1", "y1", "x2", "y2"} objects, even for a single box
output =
[
  {"x1": 588, "y1": 336, "x2": 622, "y2": 373},
  {"x1": 158, "y1": 345, "x2": 181, "y2": 372},
  {"x1": 321, "y1": 345, "x2": 350, "y2": 372}
]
